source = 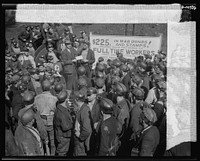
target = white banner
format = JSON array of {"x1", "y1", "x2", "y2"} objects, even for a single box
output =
[{"x1": 90, "y1": 32, "x2": 162, "y2": 65}]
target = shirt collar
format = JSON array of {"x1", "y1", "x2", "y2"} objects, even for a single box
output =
[{"x1": 141, "y1": 125, "x2": 152, "y2": 134}]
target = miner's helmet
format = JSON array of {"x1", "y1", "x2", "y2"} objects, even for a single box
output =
[
  {"x1": 21, "y1": 75, "x2": 31, "y2": 84},
  {"x1": 132, "y1": 74, "x2": 142, "y2": 86},
  {"x1": 11, "y1": 54, "x2": 18, "y2": 61},
  {"x1": 157, "y1": 80, "x2": 166, "y2": 92},
  {"x1": 96, "y1": 71, "x2": 104, "y2": 79},
  {"x1": 111, "y1": 68, "x2": 120, "y2": 76},
  {"x1": 98, "y1": 57, "x2": 104, "y2": 62},
  {"x1": 11, "y1": 75, "x2": 20, "y2": 83},
  {"x1": 151, "y1": 74, "x2": 162, "y2": 83},
  {"x1": 111, "y1": 76, "x2": 121, "y2": 85},
  {"x1": 18, "y1": 83, "x2": 27, "y2": 93},
  {"x1": 21, "y1": 108, "x2": 35, "y2": 126},
  {"x1": 78, "y1": 77, "x2": 87, "y2": 87},
  {"x1": 140, "y1": 107, "x2": 157, "y2": 125},
  {"x1": 96, "y1": 63, "x2": 105, "y2": 72},
  {"x1": 87, "y1": 87, "x2": 98, "y2": 96},
  {"x1": 74, "y1": 38, "x2": 79, "y2": 43},
  {"x1": 74, "y1": 90, "x2": 85, "y2": 102},
  {"x1": 64, "y1": 27, "x2": 70, "y2": 32},
  {"x1": 139, "y1": 61, "x2": 147, "y2": 70},
  {"x1": 12, "y1": 68, "x2": 19, "y2": 75},
  {"x1": 99, "y1": 97, "x2": 114, "y2": 114},
  {"x1": 120, "y1": 64, "x2": 129, "y2": 72},
  {"x1": 22, "y1": 91, "x2": 35, "y2": 105},
  {"x1": 57, "y1": 90, "x2": 68, "y2": 103},
  {"x1": 6, "y1": 67, "x2": 12, "y2": 73},
  {"x1": 54, "y1": 83, "x2": 63, "y2": 93},
  {"x1": 131, "y1": 87, "x2": 145, "y2": 100},
  {"x1": 95, "y1": 78, "x2": 105, "y2": 89},
  {"x1": 42, "y1": 79, "x2": 51, "y2": 91},
  {"x1": 114, "y1": 82, "x2": 127, "y2": 96},
  {"x1": 113, "y1": 59, "x2": 121, "y2": 68},
  {"x1": 28, "y1": 68, "x2": 37, "y2": 75},
  {"x1": 77, "y1": 66, "x2": 86, "y2": 76}
]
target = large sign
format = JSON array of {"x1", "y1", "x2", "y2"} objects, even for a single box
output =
[{"x1": 90, "y1": 32, "x2": 162, "y2": 65}]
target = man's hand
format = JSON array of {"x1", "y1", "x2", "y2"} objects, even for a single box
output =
[
  {"x1": 83, "y1": 59, "x2": 88, "y2": 63},
  {"x1": 94, "y1": 122, "x2": 99, "y2": 130},
  {"x1": 72, "y1": 59, "x2": 77, "y2": 62}
]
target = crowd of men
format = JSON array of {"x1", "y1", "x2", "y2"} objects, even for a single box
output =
[{"x1": 5, "y1": 23, "x2": 168, "y2": 157}]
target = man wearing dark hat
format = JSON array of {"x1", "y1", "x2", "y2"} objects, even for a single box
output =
[
  {"x1": 46, "y1": 27, "x2": 60, "y2": 50},
  {"x1": 87, "y1": 87, "x2": 101, "y2": 124},
  {"x1": 60, "y1": 27, "x2": 74, "y2": 44},
  {"x1": 21, "y1": 74, "x2": 36, "y2": 94},
  {"x1": 113, "y1": 82, "x2": 130, "y2": 129},
  {"x1": 120, "y1": 64, "x2": 131, "y2": 95},
  {"x1": 34, "y1": 79, "x2": 58, "y2": 155},
  {"x1": 73, "y1": 90, "x2": 92, "y2": 156},
  {"x1": 95, "y1": 97, "x2": 122, "y2": 156},
  {"x1": 137, "y1": 107, "x2": 159, "y2": 156},
  {"x1": 79, "y1": 41, "x2": 95, "y2": 78},
  {"x1": 71, "y1": 38, "x2": 81, "y2": 57},
  {"x1": 61, "y1": 39, "x2": 78, "y2": 91},
  {"x1": 107, "y1": 75, "x2": 121, "y2": 104},
  {"x1": 31, "y1": 25, "x2": 43, "y2": 50},
  {"x1": 18, "y1": 25, "x2": 32, "y2": 50},
  {"x1": 79, "y1": 31, "x2": 89, "y2": 44},
  {"x1": 54, "y1": 90, "x2": 73, "y2": 156},
  {"x1": 95, "y1": 78, "x2": 107, "y2": 98},
  {"x1": 112, "y1": 82, "x2": 133, "y2": 156},
  {"x1": 46, "y1": 43, "x2": 60, "y2": 64}
]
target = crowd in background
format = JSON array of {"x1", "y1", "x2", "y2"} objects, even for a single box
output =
[{"x1": 5, "y1": 23, "x2": 184, "y2": 157}]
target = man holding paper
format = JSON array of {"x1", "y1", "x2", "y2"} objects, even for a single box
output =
[{"x1": 61, "y1": 40, "x2": 78, "y2": 91}]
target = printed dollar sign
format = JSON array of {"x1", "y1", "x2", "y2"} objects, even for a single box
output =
[{"x1": 93, "y1": 39, "x2": 96, "y2": 45}]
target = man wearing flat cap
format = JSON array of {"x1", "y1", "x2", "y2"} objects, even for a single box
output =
[{"x1": 137, "y1": 108, "x2": 159, "y2": 156}]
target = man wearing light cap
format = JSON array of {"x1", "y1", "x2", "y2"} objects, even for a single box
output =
[{"x1": 138, "y1": 107, "x2": 159, "y2": 156}]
